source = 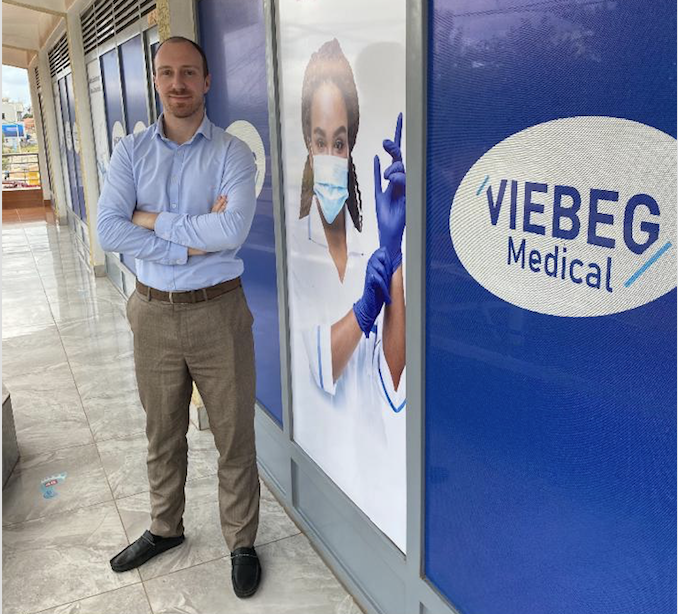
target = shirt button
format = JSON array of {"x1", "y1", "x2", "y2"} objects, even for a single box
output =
[{"x1": 171, "y1": 203, "x2": 177, "y2": 209}]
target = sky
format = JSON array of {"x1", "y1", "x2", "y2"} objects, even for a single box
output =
[{"x1": 2, "y1": 65, "x2": 31, "y2": 107}]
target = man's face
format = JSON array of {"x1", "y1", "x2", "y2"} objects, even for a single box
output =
[{"x1": 154, "y1": 41, "x2": 210, "y2": 119}]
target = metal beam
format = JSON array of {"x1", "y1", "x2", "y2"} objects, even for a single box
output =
[
  {"x1": 2, "y1": 42, "x2": 39, "y2": 52},
  {"x1": 2, "y1": 0, "x2": 66, "y2": 17}
]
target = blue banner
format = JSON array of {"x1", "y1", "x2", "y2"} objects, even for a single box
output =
[
  {"x1": 2, "y1": 124, "x2": 24, "y2": 137},
  {"x1": 57, "y1": 77, "x2": 80, "y2": 220},
  {"x1": 100, "y1": 45, "x2": 135, "y2": 273},
  {"x1": 66, "y1": 74, "x2": 87, "y2": 222},
  {"x1": 119, "y1": 35, "x2": 150, "y2": 133},
  {"x1": 424, "y1": 2, "x2": 676, "y2": 614},
  {"x1": 199, "y1": 0, "x2": 283, "y2": 426}
]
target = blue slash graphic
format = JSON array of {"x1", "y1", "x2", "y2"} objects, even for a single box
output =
[
  {"x1": 476, "y1": 175, "x2": 490, "y2": 196},
  {"x1": 624, "y1": 241, "x2": 672, "y2": 288}
]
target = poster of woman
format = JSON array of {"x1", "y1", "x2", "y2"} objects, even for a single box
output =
[{"x1": 278, "y1": 0, "x2": 407, "y2": 551}]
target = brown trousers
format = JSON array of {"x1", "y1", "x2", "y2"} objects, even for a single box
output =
[{"x1": 126, "y1": 284, "x2": 259, "y2": 551}]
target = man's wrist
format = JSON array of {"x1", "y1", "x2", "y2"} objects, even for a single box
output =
[{"x1": 132, "y1": 210, "x2": 160, "y2": 230}]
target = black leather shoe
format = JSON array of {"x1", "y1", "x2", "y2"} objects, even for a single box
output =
[
  {"x1": 231, "y1": 546, "x2": 261, "y2": 598},
  {"x1": 110, "y1": 530, "x2": 185, "y2": 572}
]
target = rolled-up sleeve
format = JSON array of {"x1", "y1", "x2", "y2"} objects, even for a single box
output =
[
  {"x1": 154, "y1": 137, "x2": 256, "y2": 252},
  {"x1": 302, "y1": 324, "x2": 337, "y2": 396},
  {"x1": 97, "y1": 137, "x2": 187, "y2": 265}
]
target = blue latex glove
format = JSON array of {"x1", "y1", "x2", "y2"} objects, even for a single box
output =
[
  {"x1": 374, "y1": 113, "x2": 406, "y2": 274},
  {"x1": 353, "y1": 247, "x2": 393, "y2": 338}
]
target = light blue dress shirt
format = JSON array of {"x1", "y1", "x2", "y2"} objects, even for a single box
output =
[{"x1": 97, "y1": 113, "x2": 257, "y2": 291}]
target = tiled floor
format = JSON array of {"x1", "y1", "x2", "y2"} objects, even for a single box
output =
[{"x1": 1, "y1": 206, "x2": 362, "y2": 614}]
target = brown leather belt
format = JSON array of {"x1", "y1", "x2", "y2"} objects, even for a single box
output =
[{"x1": 136, "y1": 277, "x2": 241, "y2": 304}]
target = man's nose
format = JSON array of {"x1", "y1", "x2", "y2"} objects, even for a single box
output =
[{"x1": 170, "y1": 74, "x2": 185, "y2": 90}]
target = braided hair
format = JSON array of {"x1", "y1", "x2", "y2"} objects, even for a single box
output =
[{"x1": 300, "y1": 39, "x2": 362, "y2": 232}]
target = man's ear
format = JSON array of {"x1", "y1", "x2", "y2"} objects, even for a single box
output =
[{"x1": 204, "y1": 74, "x2": 211, "y2": 95}]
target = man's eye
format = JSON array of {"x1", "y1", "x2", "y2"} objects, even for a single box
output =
[
  {"x1": 334, "y1": 140, "x2": 344, "y2": 151},
  {"x1": 316, "y1": 139, "x2": 326, "y2": 149}
]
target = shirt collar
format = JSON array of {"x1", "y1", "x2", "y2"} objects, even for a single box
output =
[{"x1": 153, "y1": 112, "x2": 213, "y2": 143}]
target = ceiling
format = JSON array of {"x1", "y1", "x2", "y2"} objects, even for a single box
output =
[{"x1": 1, "y1": 0, "x2": 72, "y2": 69}]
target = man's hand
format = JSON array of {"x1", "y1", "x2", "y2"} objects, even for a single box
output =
[
  {"x1": 211, "y1": 194, "x2": 227, "y2": 213},
  {"x1": 131, "y1": 210, "x2": 159, "y2": 230},
  {"x1": 187, "y1": 195, "x2": 229, "y2": 257}
]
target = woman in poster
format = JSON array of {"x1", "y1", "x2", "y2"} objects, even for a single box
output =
[{"x1": 288, "y1": 38, "x2": 407, "y2": 549}]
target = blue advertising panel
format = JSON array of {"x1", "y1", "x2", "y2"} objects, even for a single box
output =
[
  {"x1": 199, "y1": 0, "x2": 283, "y2": 425},
  {"x1": 100, "y1": 48, "x2": 126, "y2": 155},
  {"x1": 2, "y1": 124, "x2": 24, "y2": 137},
  {"x1": 65, "y1": 74, "x2": 87, "y2": 221},
  {"x1": 119, "y1": 35, "x2": 150, "y2": 133},
  {"x1": 150, "y1": 41, "x2": 162, "y2": 118},
  {"x1": 424, "y1": 3, "x2": 676, "y2": 614},
  {"x1": 57, "y1": 77, "x2": 80, "y2": 220},
  {"x1": 100, "y1": 46, "x2": 136, "y2": 273}
]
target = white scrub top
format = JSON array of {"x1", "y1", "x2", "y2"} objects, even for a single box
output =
[{"x1": 287, "y1": 199, "x2": 407, "y2": 552}]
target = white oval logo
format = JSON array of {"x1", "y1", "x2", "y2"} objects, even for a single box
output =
[
  {"x1": 111, "y1": 121, "x2": 125, "y2": 150},
  {"x1": 450, "y1": 117, "x2": 676, "y2": 317},
  {"x1": 226, "y1": 120, "x2": 266, "y2": 198},
  {"x1": 72, "y1": 122, "x2": 80, "y2": 154},
  {"x1": 65, "y1": 122, "x2": 73, "y2": 151},
  {"x1": 133, "y1": 121, "x2": 146, "y2": 135}
]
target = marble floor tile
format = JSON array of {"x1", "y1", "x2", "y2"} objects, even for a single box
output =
[
  {"x1": 6, "y1": 379, "x2": 94, "y2": 457},
  {"x1": 3, "y1": 443, "x2": 113, "y2": 526},
  {"x1": 143, "y1": 533, "x2": 363, "y2": 614},
  {"x1": 80, "y1": 385, "x2": 146, "y2": 443},
  {"x1": 58, "y1": 311, "x2": 132, "y2": 344},
  {"x1": 49, "y1": 297, "x2": 124, "y2": 327},
  {"x1": 1, "y1": 325, "x2": 68, "y2": 379},
  {"x1": 1, "y1": 320, "x2": 56, "y2": 340},
  {"x1": 1, "y1": 276, "x2": 47, "y2": 298},
  {"x1": 1, "y1": 300, "x2": 54, "y2": 330},
  {"x1": 70, "y1": 359, "x2": 138, "y2": 403},
  {"x1": 1, "y1": 259, "x2": 39, "y2": 279},
  {"x1": 97, "y1": 426, "x2": 220, "y2": 499},
  {"x1": 36, "y1": 584, "x2": 152, "y2": 614},
  {"x1": 116, "y1": 476, "x2": 300, "y2": 580},
  {"x1": 2, "y1": 502, "x2": 141, "y2": 614}
]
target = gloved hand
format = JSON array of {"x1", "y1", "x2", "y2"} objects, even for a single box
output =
[
  {"x1": 374, "y1": 113, "x2": 406, "y2": 274},
  {"x1": 353, "y1": 247, "x2": 393, "y2": 338}
]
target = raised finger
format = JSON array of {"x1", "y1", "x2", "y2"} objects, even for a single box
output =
[
  {"x1": 373, "y1": 155, "x2": 382, "y2": 196},
  {"x1": 394, "y1": 112, "x2": 403, "y2": 149}
]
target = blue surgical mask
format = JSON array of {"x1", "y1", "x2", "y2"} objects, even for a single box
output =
[{"x1": 313, "y1": 154, "x2": 349, "y2": 224}]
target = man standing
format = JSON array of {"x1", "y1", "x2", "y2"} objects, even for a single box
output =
[{"x1": 97, "y1": 36, "x2": 261, "y2": 599}]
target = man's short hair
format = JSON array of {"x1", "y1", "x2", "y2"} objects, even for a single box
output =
[{"x1": 154, "y1": 36, "x2": 209, "y2": 77}]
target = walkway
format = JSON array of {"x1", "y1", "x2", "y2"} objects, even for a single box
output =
[{"x1": 1, "y1": 205, "x2": 361, "y2": 614}]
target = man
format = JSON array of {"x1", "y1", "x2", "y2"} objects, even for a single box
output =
[{"x1": 97, "y1": 36, "x2": 261, "y2": 599}]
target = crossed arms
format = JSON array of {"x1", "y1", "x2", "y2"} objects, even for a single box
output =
[{"x1": 96, "y1": 136, "x2": 256, "y2": 263}]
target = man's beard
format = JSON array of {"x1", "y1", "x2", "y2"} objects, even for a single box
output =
[{"x1": 164, "y1": 93, "x2": 202, "y2": 118}]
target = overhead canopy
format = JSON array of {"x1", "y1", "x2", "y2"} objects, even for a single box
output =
[{"x1": 1, "y1": 0, "x2": 72, "y2": 69}]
